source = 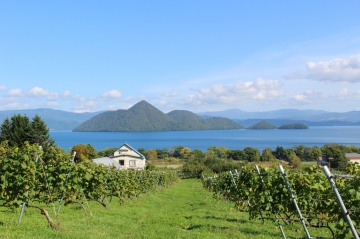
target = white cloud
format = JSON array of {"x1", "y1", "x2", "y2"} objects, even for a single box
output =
[
  {"x1": 29, "y1": 87, "x2": 49, "y2": 96},
  {"x1": 9, "y1": 88, "x2": 22, "y2": 96},
  {"x1": 290, "y1": 88, "x2": 357, "y2": 106},
  {"x1": 100, "y1": 89, "x2": 122, "y2": 99},
  {"x1": 73, "y1": 100, "x2": 97, "y2": 113},
  {"x1": 291, "y1": 94, "x2": 312, "y2": 104},
  {"x1": 162, "y1": 91, "x2": 178, "y2": 97},
  {"x1": 335, "y1": 88, "x2": 350, "y2": 97},
  {"x1": 63, "y1": 90, "x2": 71, "y2": 96},
  {"x1": 187, "y1": 78, "x2": 283, "y2": 105},
  {"x1": 29, "y1": 87, "x2": 58, "y2": 99},
  {"x1": 292, "y1": 54, "x2": 360, "y2": 83},
  {"x1": 0, "y1": 85, "x2": 6, "y2": 91}
]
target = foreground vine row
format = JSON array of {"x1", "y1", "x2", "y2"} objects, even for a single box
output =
[
  {"x1": 203, "y1": 164, "x2": 360, "y2": 238},
  {"x1": 0, "y1": 142, "x2": 179, "y2": 229}
]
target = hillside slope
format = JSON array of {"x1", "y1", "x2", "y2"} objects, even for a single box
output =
[{"x1": 73, "y1": 101, "x2": 243, "y2": 132}]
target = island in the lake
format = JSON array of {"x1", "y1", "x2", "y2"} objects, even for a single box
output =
[
  {"x1": 247, "y1": 120, "x2": 309, "y2": 130},
  {"x1": 73, "y1": 101, "x2": 309, "y2": 132}
]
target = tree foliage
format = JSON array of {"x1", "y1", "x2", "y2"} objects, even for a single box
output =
[
  {"x1": 0, "y1": 114, "x2": 53, "y2": 147},
  {"x1": 71, "y1": 144, "x2": 99, "y2": 162},
  {"x1": 146, "y1": 149, "x2": 158, "y2": 161},
  {"x1": 98, "y1": 147, "x2": 118, "y2": 157},
  {"x1": 261, "y1": 148, "x2": 277, "y2": 162},
  {"x1": 244, "y1": 147, "x2": 261, "y2": 162},
  {"x1": 322, "y1": 144, "x2": 348, "y2": 169}
]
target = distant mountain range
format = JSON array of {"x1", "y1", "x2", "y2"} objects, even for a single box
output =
[
  {"x1": 0, "y1": 108, "x2": 101, "y2": 130},
  {"x1": 0, "y1": 103, "x2": 359, "y2": 131},
  {"x1": 73, "y1": 101, "x2": 242, "y2": 131},
  {"x1": 200, "y1": 109, "x2": 360, "y2": 126}
]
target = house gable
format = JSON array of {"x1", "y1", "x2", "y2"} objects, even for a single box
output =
[
  {"x1": 113, "y1": 143, "x2": 146, "y2": 160},
  {"x1": 94, "y1": 143, "x2": 146, "y2": 170}
]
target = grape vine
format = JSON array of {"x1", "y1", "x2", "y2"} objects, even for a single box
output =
[
  {"x1": 203, "y1": 164, "x2": 360, "y2": 238},
  {"x1": 0, "y1": 142, "x2": 179, "y2": 229}
]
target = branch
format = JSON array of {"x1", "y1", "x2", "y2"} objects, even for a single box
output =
[{"x1": 26, "y1": 204, "x2": 58, "y2": 230}]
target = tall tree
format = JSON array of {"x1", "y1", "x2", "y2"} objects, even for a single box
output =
[
  {"x1": 322, "y1": 144, "x2": 348, "y2": 169},
  {"x1": 227, "y1": 149, "x2": 245, "y2": 161},
  {"x1": 147, "y1": 149, "x2": 158, "y2": 161},
  {"x1": 30, "y1": 115, "x2": 53, "y2": 146},
  {"x1": 0, "y1": 114, "x2": 53, "y2": 147},
  {"x1": 244, "y1": 147, "x2": 260, "y2": 162},
  {"x1": 206, "y1": 146, "x2": 228, "y2": 160},
  {"x1": 179, "y1": 147, "x2": 191, "y2": 160},
  {"x1": 98, "y1": 147, "x2": 118, "y2": 157},
  {"x1": 261, "y1": 148, "x2": 276, "y2": 162},
  {"x1": 72, "y1": 144, "x2": 90, "y2": 162},
  {"x1": 0, "y1": 118, "x2": 12, "y2": 142},
  {"x1": 288, "y1": 151, "x2": 302, "y2": 168},
  {"x1": 86, "y1": 144, "x2": 98, "y2": 159},
  {"x1": 1, "y1": 114, "x2": 31, "y2": 147}
]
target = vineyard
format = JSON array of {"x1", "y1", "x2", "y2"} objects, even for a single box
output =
[
  {"x1": 0, "y1": 142, "x2": 179, "y2": 229},
  {"x1": 203, "y1": 163, "x2": 360, "y2": 239}
]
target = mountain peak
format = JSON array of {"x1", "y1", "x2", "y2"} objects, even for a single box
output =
[
  {"x1": 128, "y1": 100, "x2": 164, "y2": 115},
  {"x1": 73, "y1": 101, "x2": 242, "y2": 132},
  {"x1": 130, "y1": 100, "x2": 151, "y2": 108}
]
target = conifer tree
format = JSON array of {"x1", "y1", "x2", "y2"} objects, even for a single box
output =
[{"x1": 0, "y1": 114, "x2": 53, "y2": 147}]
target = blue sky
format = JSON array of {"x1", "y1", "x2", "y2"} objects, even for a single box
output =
[{"x1": 1, "y1": 1, "x2": 360, "y2": 113}]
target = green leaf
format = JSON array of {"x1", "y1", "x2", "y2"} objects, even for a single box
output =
[
  {"x1": 356, "y1": 191, "x2": 360, "y2": 200},
  {"x1": 21, "y1": 162, "x2": 27, "y2": 169}
]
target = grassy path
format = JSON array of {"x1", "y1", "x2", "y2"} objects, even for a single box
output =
[{"x1": 1, "y1": 179, "x2": 290, "y2": 239}]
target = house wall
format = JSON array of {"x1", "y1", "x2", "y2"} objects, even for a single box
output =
[
  {"x1": 346, "y1": 153, "x2": 360, "y2": 165},
  {"x1": 114, "y1": 156, "x2": 145, "y2": 170},
  {"x1": 113, "y1": 145, "x2": 146, "y2": 170},
  {"x1": 350, "y1": 159, "x2": 360, "y2": 164}
]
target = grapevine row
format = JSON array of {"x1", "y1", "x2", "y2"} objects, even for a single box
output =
[
  {"x1": 203, "y1": 163, "x2": 360, "y2": 238},
  {"x1": 0, "y1": 142, "x2": 179, "y2": 229}
]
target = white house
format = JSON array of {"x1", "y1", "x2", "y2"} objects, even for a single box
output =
[
  {"x1": 93, "y1": 143, "x2": 146, "y2": 170},
  {"x1": 346, "y1": 153, "x2": 360, "y2": 164}
]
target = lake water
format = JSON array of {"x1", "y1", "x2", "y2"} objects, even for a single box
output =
[{"x1": 50, "y1": 126, "x2": 360, "y2": 152}]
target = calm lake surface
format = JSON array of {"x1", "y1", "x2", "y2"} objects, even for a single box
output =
[{"x1": 50, "y1": 126, "x2": 360, "y2": 151}]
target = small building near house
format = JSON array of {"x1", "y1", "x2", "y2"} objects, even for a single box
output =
[
  {"x1": 346, "y1": 153, "x2": 360, "y2": 164},
  {"x1": 93, "y1": 143, "x2": 146, "y2": 170}
]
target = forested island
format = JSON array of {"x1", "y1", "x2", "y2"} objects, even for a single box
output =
[
  {"x1": 246, "y1": 120, "x2": 308, "y2": 130},
  {"x1": 73, "y1": 101, "x2": 309, "y2": 132},
  {"x1": 73, "y1": 101, "x2": 244, "y2": 132},
  {"x1": 279, "y1": 123, "x2": 309, "y2": 129}
]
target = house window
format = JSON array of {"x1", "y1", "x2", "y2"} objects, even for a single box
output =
[
  {"x1": 119, "y1": 160, "x2": 125, "y2": 166},
  {"x1": 129, "y1": 160, "x2": 136, "y2": 167}
]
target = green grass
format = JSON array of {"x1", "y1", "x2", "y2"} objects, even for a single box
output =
[
  {"x1": 301, "y1": 161, "x2": 317, "y2": 168},
  {"x1": 0, "y1": 179, "x2": 336, "y2": 239}
]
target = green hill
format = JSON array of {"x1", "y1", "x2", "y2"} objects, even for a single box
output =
[
  {"x1": 73, "y1": 101, "x2": 243, "y2": 132},
  {"x1": 247, "y1": 120, "x2": 277, "y2": 130}
]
